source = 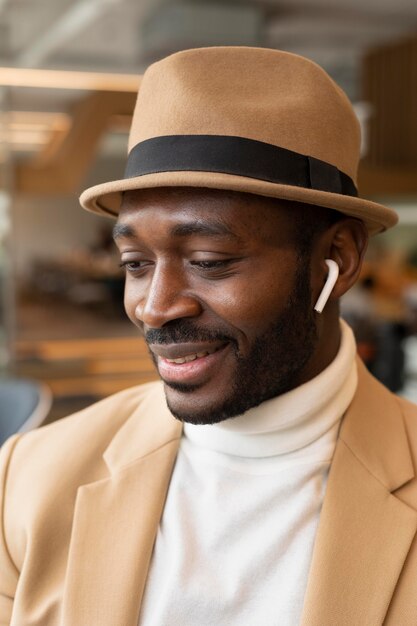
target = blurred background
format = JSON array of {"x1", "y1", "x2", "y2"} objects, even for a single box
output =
[{"x1": 0, "y1": 0, "x2": 417, "y2": 430}]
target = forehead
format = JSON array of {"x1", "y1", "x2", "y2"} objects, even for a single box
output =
[{"x1": 115, "y1": 187, "x2": 297, "y2": 245}]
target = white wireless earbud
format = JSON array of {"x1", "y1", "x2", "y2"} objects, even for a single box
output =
[{"x1": 314, "y1": 259, "x2": 339, "y2": 313}]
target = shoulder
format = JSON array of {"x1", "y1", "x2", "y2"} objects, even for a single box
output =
[
  {"x1": 396, "y1": 393, "x2": 417, "y2": 419},
  {"x1": 0, "y1": 381, "x2": 168, "y2": 571},
  {"x1": 386, "y1": 394, "x2": 417, "y2": 512},
  {"x1": 0, "y1": 380, "x2": 165, "y2": 516},
  {"x1": 2, "y1": 380, "x2": 163, "y2": 467},
  {"x1": 396, "y1": 393, "x2": 417, "y2": 450}
]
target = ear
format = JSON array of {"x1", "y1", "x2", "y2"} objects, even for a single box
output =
[{"x1": 312, "y1": 218, "x2": 369, "y2": 304}]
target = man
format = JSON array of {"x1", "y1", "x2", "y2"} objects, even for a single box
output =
[{"x1": 1, "y1": 47, "x2": 417, "y2": 626}]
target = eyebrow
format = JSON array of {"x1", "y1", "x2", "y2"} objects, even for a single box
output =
[
  {"x1": 171, "y1": 220, "x2": 241, "y2": 241},
  {"x1": 113, "y1": 219, "x2": 241, "y2": 242},
  {"x1": 112, "y1": 223, "x2": 135, "y2": 240}
]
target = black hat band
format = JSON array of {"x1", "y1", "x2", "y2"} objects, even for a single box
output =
[{"x1": 124, "y1": 134, "x2": 358, "y2": 197}]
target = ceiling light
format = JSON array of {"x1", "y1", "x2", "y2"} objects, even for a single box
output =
[{"x1": 0, "y1": 67, "x2": 140, "y2": 92}]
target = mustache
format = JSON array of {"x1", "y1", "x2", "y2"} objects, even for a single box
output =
[{"x1": 145, "y1": 320, "x2": 234, "y2": 346}]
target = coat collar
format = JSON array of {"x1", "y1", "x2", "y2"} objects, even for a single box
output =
[
  {"x1": 62, "y1": 365, "x2": 417, "y2": 625},
  {"x1": 338, "y1": 358, "x2": 414, "y2": 491},
  {"x1": 301, "y1": 359, "x2": 417, "y2": 625},
  {"x1": 103, "y1": 381, "x2": 183, "y2": 473},
  {"x1": 102, "y1": 360, "x2": 414, "y2": 489},
  {"x1": 62, "y1": 382, "x2": 182, "y2": 626}
]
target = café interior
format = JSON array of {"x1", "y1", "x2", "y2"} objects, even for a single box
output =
[{"x1": 0, "y1": 0, "x2": 417, "y2": 436}]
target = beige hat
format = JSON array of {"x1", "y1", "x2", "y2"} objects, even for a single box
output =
[{"x1": 80, "y1": 46, "x2": 398, "y2": 235}]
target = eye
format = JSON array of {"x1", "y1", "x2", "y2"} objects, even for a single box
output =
[
  {"x1": 191, "y1": 259, "x2": 232, "y2": 270},
  {"x1": 189, "y1": 258, "x2": 241, "y2": 278},
  {"x1": 119, "y1": 260, "x2": 152, "y2": 273}
]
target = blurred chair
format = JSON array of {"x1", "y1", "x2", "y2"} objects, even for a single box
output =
[{"x1": 0, "y1": 379, "x2": 52, "y2": 446}]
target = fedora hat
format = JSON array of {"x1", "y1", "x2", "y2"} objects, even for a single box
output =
[{"x1": 80, "y1": 46, "x2": 397, "y2": 235}]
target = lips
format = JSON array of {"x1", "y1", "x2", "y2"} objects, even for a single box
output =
[
  {"x1": 149, "y1": 341, "x2": 230, "y2": 385},
  {"x1": 165, "y1": 346, "x2": 220, "y2": 364},
  {"x1": 149, "y1": 341, "x2": 226, "y2": 361}
]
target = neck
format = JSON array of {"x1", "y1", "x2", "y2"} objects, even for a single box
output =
[
  {"x1": 184, "y1": 319, "x2": 357, "y2": 458},
  {"x1": 296, "y1": 305, "x2": 341, "y2": 388}
]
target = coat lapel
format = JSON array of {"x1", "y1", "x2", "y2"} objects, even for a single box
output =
[
  {"x1": 61, "y1": 363, "x2": 417, "y2": 625},
  {"x1": 61, "y1": 383, "x2": 182, "y2": 626},
  {"x1": 301, "y1": 360, "x2": 417, "y2": 625}
]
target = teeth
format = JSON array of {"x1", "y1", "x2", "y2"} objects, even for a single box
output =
[{"x1": 165, "y1": 347, "x2": 219, "y2": 364}]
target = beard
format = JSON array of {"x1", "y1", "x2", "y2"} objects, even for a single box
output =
[{"x1": 145, "y1": 256, "x2": 318, "y2": 425}]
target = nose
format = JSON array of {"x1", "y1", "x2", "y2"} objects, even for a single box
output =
[{"x1": 134, "y1": 262, "x2": 202, "y2": 328}]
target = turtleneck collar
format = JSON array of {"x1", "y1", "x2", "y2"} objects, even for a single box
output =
[{"x1": 184, "y1": 319, "x2": 357, "y2": 458}]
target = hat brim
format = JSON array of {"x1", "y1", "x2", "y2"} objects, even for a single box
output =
[{"x1": 79, "y1": 170, "x2": 398, "y2": 236}]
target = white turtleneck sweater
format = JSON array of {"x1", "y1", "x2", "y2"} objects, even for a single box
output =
[{"x1": 139, "y1": 321, "x2": 357, "y2": 626}]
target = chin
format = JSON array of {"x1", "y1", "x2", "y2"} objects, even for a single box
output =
[
  {"x1": 163, "y1": 383, "x2": 270, "y2": 426},
  {"x1": 163, "y1": 387, "x2": 231, "y2": 425}
]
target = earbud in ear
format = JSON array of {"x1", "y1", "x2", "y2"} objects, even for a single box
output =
[{"x1": 314, "y1": 259, "x2": 339, "y2": 313}]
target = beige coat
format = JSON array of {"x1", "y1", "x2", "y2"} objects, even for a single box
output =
[{"x1": 1, "y1": 359, "x2": 417, "y2": 625}]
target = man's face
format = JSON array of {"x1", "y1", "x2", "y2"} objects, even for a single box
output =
[{"x1": 115, "y1": 188, "x2": 319, "y2": 425}]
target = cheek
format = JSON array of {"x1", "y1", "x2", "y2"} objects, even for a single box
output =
[
  {"x1": 203, "y1": 273, "x2": 294, "y2": 336},
  {"x1": 123, "y1": 281, "x2": 141, "y2": 326}
]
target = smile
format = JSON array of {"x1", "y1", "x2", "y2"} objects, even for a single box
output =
[
  {"x1": 149, "y1": 341, "x2": 230, "y2": 385},
  {"x1": 165, "y1": 346, "x2": 219, "y2": 364}
]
